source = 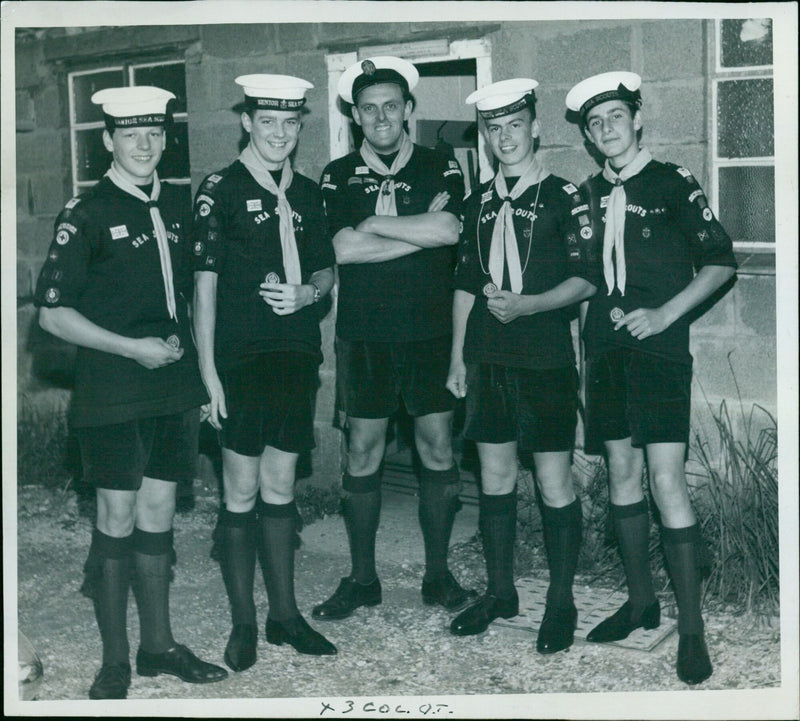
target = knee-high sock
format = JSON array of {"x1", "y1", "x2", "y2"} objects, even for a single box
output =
[
  {"x1": 341, "y1": 471, "x2": 382, "y2": 585},
  {"x1": 257, "y1": 499, "x2": 301, "y2": 622},
  {"x1": 611, "y1": 499, "x2": 657, "y2": 616},
  {"x1": 219, "y1": 507, "x2": 257, "y2": 627},
  {"x1": 418, "y1": 465, "x2": 461, "y2": 582},
  {"x1": 86, "y1": 530, "x2": 133, "y2": 665},
  {"x1": 661, "y1": 524, "x2": 704, "y2": 635},
  {"x1": 132, "y1": 528, "x2": 176, "y2": 654},
  {"x1": 542, "y1": 498, "x2": 582, "y2": 609},
  {"x1": 479, "y1": 490, "x2": 517, "y2": 599}
]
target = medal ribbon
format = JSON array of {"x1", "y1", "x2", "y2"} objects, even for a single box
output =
[
  {"x1": 600, "y1": 146, "x2": 652, "y2": 296},
  {"x1": 105, "y1": 164, "x2": 177, "y2": 322},
  {"x1": 359, "y1": 132, "x2": 414, "y2": 216},
  {"x1": 239, "y1": 143, "x2": 302, "y2": 284},
  {"x1": 489, "y1": 155, "x2": 549, "y2": 293}
]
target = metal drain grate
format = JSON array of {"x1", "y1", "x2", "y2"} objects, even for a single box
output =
[{"x1": 495, "y1": 576, "x2": 676, "y2": 652}]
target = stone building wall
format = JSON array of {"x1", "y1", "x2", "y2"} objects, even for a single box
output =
[{"x1": 15, "y1": 20, "x2": 776, "y2": 487}]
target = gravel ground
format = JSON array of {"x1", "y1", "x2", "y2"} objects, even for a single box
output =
[{"x1": 13, "y1": 484, "x2": 787, "y2": 717}]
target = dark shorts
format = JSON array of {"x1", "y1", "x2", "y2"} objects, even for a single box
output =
[
  {"x1": 584, "y1": 346, "x2": 692, "y2": 454},
  {"x1": 336, "y1": 336, "x2": 455, "y2": 419},
  {"x1": 77, "y1": 409, "x2": 200, "y2": 491},
  {"x1": 463, "y1": 363, "x2": 579, "y2": 453},
  {"x1": 219, "y1": 351, "x2": 318, "y2": 456}
]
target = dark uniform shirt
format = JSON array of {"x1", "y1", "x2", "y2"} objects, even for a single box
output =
[
  {"x1": 34, "y1": 177, "x2": 206, "y2": 427},
  {"x1": 320, "y1": 144, "x2": 465, "y2": 342},
  {"x1": 581, "y1": 160, "x2": 737, "y2": 364},
  {"x1": 454, "y1": 174, "x2": 599, "y2": 369},
  {"x1": 190, "y1": 161, "x2": 335, "y2": 369}
]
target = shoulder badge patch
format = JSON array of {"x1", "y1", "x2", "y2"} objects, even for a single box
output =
[
  {"x1": 562, "y1": 183, "x2": 578, "y2": 195},
  {"x1": 64, "y1": 197, "x2": 81, "y2": 210}
]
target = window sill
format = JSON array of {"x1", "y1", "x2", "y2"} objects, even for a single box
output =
[{"x1": 734, "y1": 250, "x2": 775, "y2": 276}]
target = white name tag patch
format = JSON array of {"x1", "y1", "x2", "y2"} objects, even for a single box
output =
[
  {"x1": 110, "y1": 225, "x2": 129, "y2": 240},
  {"x1": 207, "y1": 174, "x2": 223, "y2": 183},
  {"x1": 562, "y1": 183, "x2": 578, "y2": 194},
  {"x1": 355, "y1": 166, "x2": 369, "y2": 175},
  {"x1": 246, "y1": 199, "x2": 263, "y2": 212}
]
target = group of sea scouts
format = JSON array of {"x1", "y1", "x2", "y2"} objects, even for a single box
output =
[{"x1": 35, "y1": 56, "x2": 736, "y2": 699}]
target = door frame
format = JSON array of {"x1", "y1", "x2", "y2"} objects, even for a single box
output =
[{"x1": 325, "y1": 37, "x2": 493, "y2": 180}]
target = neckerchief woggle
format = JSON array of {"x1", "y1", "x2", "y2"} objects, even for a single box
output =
[{"x1": 359, "y1": 131, "x2": 414, "y2": 216}]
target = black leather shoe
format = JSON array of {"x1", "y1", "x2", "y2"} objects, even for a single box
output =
[
  {"x1": 312, "y1": 576, "x2": 382, "y2": 620},
  {"x1": 450, "y1": 591, "x2": 519, "y2": 636},
  {"x1": 224, "y1": 624, "x2": 258, "y2": 672},
  {"x1": 586, "y1": 600, "x2": 660, "y2": 643},
  {"x1": 422, "y1": 571, "x2": 478, "y2": 612},
  {"x1": 677, "y1": 633, "x2": 712, "y2": 685},
  {"x1": 89, "y1": 662, "x2": 131, "y2": 699},
  {"x1": 266, "y1": 615, "x2": 337, "y2": 655},
  {"x1": 136, "y1": 644, "x2": 228, "y2": 683},
  {"x1": 536, "y1": 605, "x2": 577, "y2": 655}
]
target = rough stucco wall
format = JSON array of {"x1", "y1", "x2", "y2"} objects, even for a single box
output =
[{"x1": 15, "y1": 20, "x2": 777, "y2": 487}]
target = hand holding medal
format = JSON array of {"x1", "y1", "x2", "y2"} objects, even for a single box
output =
[
  {"x1": 486, "y1": 287, "x2": 530, "y2": 325},
  {"x1": 259, "y1": 270, "x2": 313, "y2": 316},
  {"x1": 611, "y1": 306, "x2": 672, "y2": 339}
]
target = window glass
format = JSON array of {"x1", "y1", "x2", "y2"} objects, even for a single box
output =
[
  {"x1": 132, "y1": 63, "x2": 187, "y2": 114},
  {"x1": 718, "y1": 166, "x2": 775, "y2": 244},
  {"x1": 160, "y1": 121, "x2": 190, "y2": 178},
  {"x1": 74, "y1": 127, "x2": 109, "y2": 183},
  {"x1": 720, "y1": 19, "x2": 773, "y2": 68},
  {"x1": 717, "y1": 78, "x2": 774, "y2": 159},
  {"x1": 72, "y1": 69, "x2": 125, "y2": 124}
]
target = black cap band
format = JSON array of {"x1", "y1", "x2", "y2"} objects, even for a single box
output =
[
  {"x1": 352, "y1": 68, "x2": 409, "y2": 104},
  {"x1": 478, "y1": 91, "x2": 536, "y2": 120},
  {"x1": 580, "y1": 83, "x2": 642, "y2": 117},
  {"x1": 244, "y1": 96, "x2": 306, "y2": 110},
  {"x1": 105, "y1": 113, "x2": 167, "y2": 129}
]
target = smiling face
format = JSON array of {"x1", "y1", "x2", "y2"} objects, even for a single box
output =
[
  {"x1": 241, "y1": 108, "x2": 302, "y2": 170},
  {"x1": 483, "y1": 107, "x2": 540, "y2": 174},
  {"x1": 351, "y1": 82, "x2": 412, "y2": 153},
  {"x1": 103, "y1": 126, "x2": 166, "y2": 185},
  {"x1": 583, "y1": 99, "x2": 642, "y2": 167}
]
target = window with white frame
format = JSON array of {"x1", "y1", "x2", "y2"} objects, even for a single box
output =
[
  {"x1": 711, "y1": 18, "x2": 774, "y2": 251},
  {"x1": 68, "y1": 59, "x2": 190, "y2": 206}
]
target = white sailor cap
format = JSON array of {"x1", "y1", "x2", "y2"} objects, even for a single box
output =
[
  {"x1": 338, "y1": 56, "x2": 419, "y2": 105},
  {"x1": 91, "y1": 86, "x2": 175, "y2": 129},
  {"x1": 235, "y1": 74, "x2": 314, "y2": 111},
  {"x1": 565, "y1": 71, "x2": 642, "y2": 118},
  {"x1": 466, "y1": 78, "x2": 539, "y2": 119}
]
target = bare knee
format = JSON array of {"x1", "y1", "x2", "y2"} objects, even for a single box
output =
[
  {"x1": 347, "y1": 429, "x2": 385, "y2": 475},
  {"x1": 414, "y1": 413, "x2": 453, "y2": 470},
  {"x1": 135, "y1": 479, "x2": 176, "y2": 532},
  {"x1": 96, "y1": 490, "x2": 137, "y2": 537}
]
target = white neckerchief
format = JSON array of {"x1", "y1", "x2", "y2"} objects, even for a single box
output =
[
  {"x1": 239, "y1": 143, "x2": 302, "y2": 285},
  {"x1": 600, "y1": 146, "x2": 653, "y2": 295},
  {"x1": 105, "y1": 164, "x2": 176, "y2": 321},
  {"x1": 489, "y1": 155, "x2": 550, "y2": 293},
  {"x1": 359, "y1": 132, "x2": 414, "y2": 216}
]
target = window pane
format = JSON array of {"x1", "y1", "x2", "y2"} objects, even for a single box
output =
[
  {"x1": 720, "y1": 19, "x2": 773, "y2": 68},
  {"x1": 73, "y1": 69, "x2": 125, "y2": 124},
  {"x1": 133, "y1": 63, "x2": 187, "y2": 114},
  {"x1": 159, "y1": 120, "x2": 190, "y2": 178},
  {"x1": 718, "y1": 165, "x2": 775, "y2": 244},
  {"x1": 717, "y1": 79, "x2": 774, "y2": 159},
  {"x1": 74, "y1": 127, "x2": 109, "y2": 183}
]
